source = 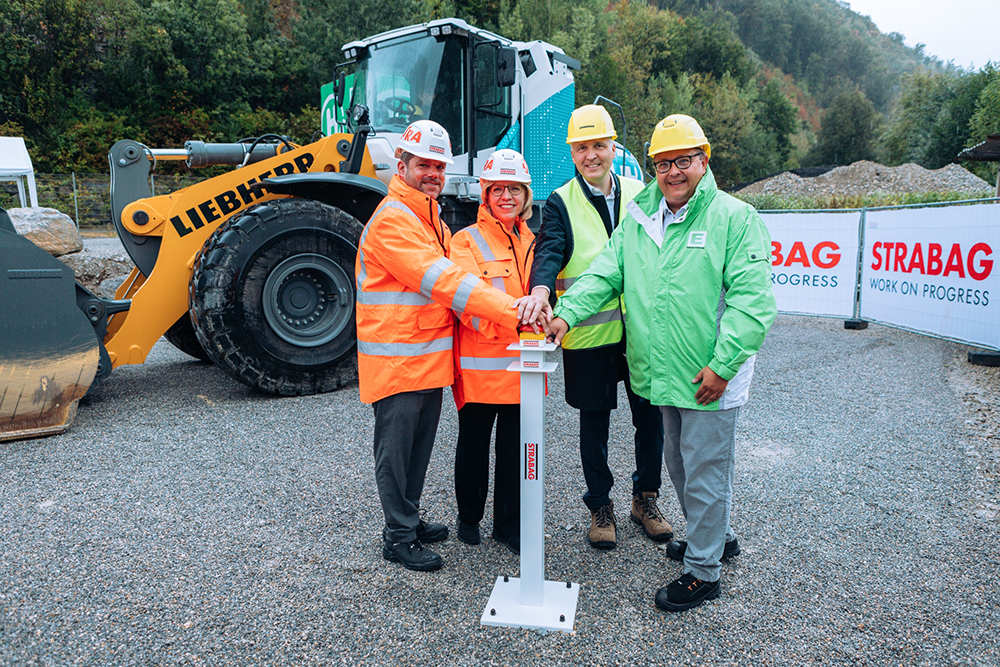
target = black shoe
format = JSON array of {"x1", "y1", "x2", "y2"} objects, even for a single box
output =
[
  {"x1": 666, "y1": 537, "x2": 741, "y2": 563},
  {"x1": 457, "y1": 520, "x2": 481, "y2": 545},
  {"x1": 492, "y1": 533, "x2": 520, "y2": 555},
  {"x1": 382, "y1": 539, "x2": 442, "y2": 572},
  {"x1": 654, "y1": 573, "x2": 721, "y2": 612},
  {"x1": 416, "y1": 519, "x2": 449, "y2": 543}
]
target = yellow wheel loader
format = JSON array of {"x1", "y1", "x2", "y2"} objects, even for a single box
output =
[
  {"x1": 1, "y1": 17, "x2": 638, "y2": 442},
  {"x1": 1, "y1": 116, "x2": 387, "y2": 442}
]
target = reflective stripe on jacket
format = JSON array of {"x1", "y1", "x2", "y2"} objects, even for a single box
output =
[
  {"x1": 553, "y1": 166, "x2": 776, "y2": 411},
  {"x1": 554, "y1": 174, "x2": 644, "y2": 349},
  {"x1": 355, "y1": 175, "x2": 520, "y2": 404},
  {"x1": 449, "y1": 205, "x2": 535, "y2": 409}
]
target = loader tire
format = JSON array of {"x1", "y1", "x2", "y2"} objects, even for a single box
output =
[
  {"x1": 189, "y1": 199, "x2": 362, "y2": 395},
  {"x1": 164, "y1": 315, "x2": 211, "y2": 362}
]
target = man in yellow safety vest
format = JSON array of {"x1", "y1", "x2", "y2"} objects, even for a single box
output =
[{"x1": 528, "y1": 105, "x2": 671, "y2": 550}]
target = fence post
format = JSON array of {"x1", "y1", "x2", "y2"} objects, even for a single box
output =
[
  {"x1": 71, "y1": 172, "x2": 80, "y2": 228},
  {"x1": 844, "y1": 207, "x2": 868, "y2": 330}
]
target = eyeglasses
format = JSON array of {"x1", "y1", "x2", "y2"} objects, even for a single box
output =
[
  {"x1": 652, "y1": 153, "x2": 703, "y2": 174},
  {"x1": 488, "y1": 184, "x2": 524, "y2": 197}
]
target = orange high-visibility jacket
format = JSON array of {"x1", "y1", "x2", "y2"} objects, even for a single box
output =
[
  {"x1": 449, "y1": 205, "x2": 535, "y2": 410},
  {"x1": 355, "y1": 176, "x2": 520, "y2": 404}
]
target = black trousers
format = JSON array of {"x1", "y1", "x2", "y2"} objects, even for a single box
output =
[
  {"x1": 454, "y1": 402, "x2": 520, "y2": 539},
  {"x1": 579, "y1": 375, "x2": 663, "y2": 511},
  {"x1": 564, "y1": 335, "x2": 664, "y2": 510},
  {"x1": 372, "y1": 389, "x2": 442, "y2": 543}
]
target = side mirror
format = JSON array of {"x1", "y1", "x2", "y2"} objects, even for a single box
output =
[
  {"x1": 498, "y1": 46, "x2": 517, "y2": 87},
  {"x1": 333, "y1": 70, "x2": 346, "y2": 107}
]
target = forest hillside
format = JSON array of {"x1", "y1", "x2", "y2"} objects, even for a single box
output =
[{"x1": 1, "y1": 0, "x2": 997, "y2": 190}]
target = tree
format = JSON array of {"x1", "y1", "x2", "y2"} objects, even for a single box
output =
[
  {"x1": 681, "y1": 14, "x2": 755, "y2": 86},
  {"x1": 0, "y1": 0, "x2": 104, "y2": 169},
  {"x1": 691, "y1": 73, "x2": 758, "y2": 188},
  {"x1": 495, "y1": 0, "x2": 609, "y2": 73},
  {"x1": 881, "y1": 70, "x2": 953, "y2": 166},
  {"x1": 756, "y1": 78, "x2": 797, "y2": 166},
  {"x1": 54, "y1": 110, "x2": 136, "y2": 172},
  {"x1": 448, "y1": 0, "x2": 502, "y2": 28},
  {"x1": 727, "y1": 0, "x2": 792, "y2": 71},
  {"x1": 928, "y1": 65, "x2": 995, "y2": 168},
  {"x1": 809, "y1": 90, "x2": 882, "y2": 166},
  {"x1": 576, "y1": 1, "x2": 685, "y2": 157},
  {"x1": 967, "y1": 65, "x2": 1000, "y2": 142},
  {"x1": 881, "y1": 65, "x2": 997, "y2": 170},
  {"x1": 965, "y1": 65, "x2": 1000, "y2": 183}
]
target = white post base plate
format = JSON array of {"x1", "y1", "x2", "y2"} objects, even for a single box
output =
[{"x1": 480, "y1": 576, "x2": 580, "y2": 633}]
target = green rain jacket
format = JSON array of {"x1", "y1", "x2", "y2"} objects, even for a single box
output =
[{"x1": 553, "y1": 166, "x2": 777, "y2": 411}]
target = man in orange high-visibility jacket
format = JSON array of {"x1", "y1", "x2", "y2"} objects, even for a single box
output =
[{"x1": 355, "y1": 120, "x2": 548, "y2": 572}]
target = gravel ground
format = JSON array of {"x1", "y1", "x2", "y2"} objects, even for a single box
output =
[{"x1": 2, "y1": 315, "x2": 999, "y2": 666}]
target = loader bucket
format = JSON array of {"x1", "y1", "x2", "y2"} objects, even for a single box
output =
[{"x1": 0, "y1": 211, "x2": 101, "y2": 442}]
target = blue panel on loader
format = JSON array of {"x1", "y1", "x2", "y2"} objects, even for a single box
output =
[
  {"x1": 614, "y1": 143, "x2": 645, "y2": 183},
  {"x1": 497, "y1": 123, "x2": 521, "y2": 151},
  {"x1": 523, "y1": 85, "x2": 576, "y2": 201}
]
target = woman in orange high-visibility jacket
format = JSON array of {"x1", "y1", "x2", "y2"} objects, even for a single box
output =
[{"x1": 449, "y1": 149, "x2": 536, "y2": 555}]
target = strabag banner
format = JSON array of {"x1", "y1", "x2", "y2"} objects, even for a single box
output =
[
  {"x1": 761, "y1": 211, "x2": 860, "y2": 318},
  {"x1": 860, "y1": 203, "x2": 999, "y2": 350}
]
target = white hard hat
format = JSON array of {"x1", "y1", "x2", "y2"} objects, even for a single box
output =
[
  {"x1": 395, "y1": 119, "x2": 454, "y2": 164},
  {"x1": 480, "y1": 149, "x2": 531, "y2": 183}
]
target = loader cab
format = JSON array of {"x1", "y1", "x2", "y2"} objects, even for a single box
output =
[
  {"x1": 334, "y1": 20, "x2": 520, "y2": 228},
  {"x1": 355, "y1": 30, "x2": 492, "y2": 159},
  {"x1": 328, "y1": 19, "x2": 595, "y2": 231}
]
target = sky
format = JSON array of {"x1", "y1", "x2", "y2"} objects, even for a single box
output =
[{"x1": 846, "y1": 0, "x2": 996, "y2": 70}]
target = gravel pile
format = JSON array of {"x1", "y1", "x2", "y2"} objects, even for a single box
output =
[
  {"x1": 736, "y1": 161, "x2": 992, "y2": 198},
  {"x1": 2, "y1": 315, "x2": 998, "y2": 666}
]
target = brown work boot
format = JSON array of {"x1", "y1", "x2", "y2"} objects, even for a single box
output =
[
  {"x1": 630, "y1": 492, "x2": 674, "y2": 542},
  {"x1": 588, "y1": 502, "x2": 617, "y2": 549}
]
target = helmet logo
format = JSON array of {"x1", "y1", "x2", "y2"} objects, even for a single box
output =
[
  {"x1": 401, "y1": 127, "x2": 422, "y2": 143},
  {"x1": 429, "y1": 144, "x2": 444, "y2": 155},
  {"x1": 480, "y1": 149, "x2": 530, "y2": 182}
]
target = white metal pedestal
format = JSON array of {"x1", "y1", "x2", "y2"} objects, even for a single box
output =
[
  {"x1": 480, "y1": 336, "x2": 579, "y2": 633},
  {"x1": 481, "y1": 577, "x2": 580, "y2": 631}
]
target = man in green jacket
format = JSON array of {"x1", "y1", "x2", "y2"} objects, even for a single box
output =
[{"x1": 548, "y1": 114, "x2": 776, "y2": 612}]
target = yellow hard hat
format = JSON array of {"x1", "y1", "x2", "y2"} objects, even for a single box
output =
[
  {"x1": 647, "y1": 114, "x2": 711, "y2": 159},
  {"x1": 566, "y1": 105, "x2": 617, "y2": 144}
]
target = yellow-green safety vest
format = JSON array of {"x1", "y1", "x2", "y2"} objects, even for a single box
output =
[{"x1": 555, "y1": 175, "x2": 645, "y2": 349}]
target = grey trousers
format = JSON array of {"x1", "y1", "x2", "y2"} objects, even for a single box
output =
[
  {"x1": 373, "y1": 389, "x2": 442, "y2": 543},
  {"x1": 660, "y1": 405, "x2": 740, "y2": 582}
]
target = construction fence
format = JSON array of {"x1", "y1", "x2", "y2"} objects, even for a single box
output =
[
  {"x1": 0, "y1": 173, "x2": 206, "y2": 228},
  {"x1": 761, "y1": 198, "x2": 1000, "y2": 352}
]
